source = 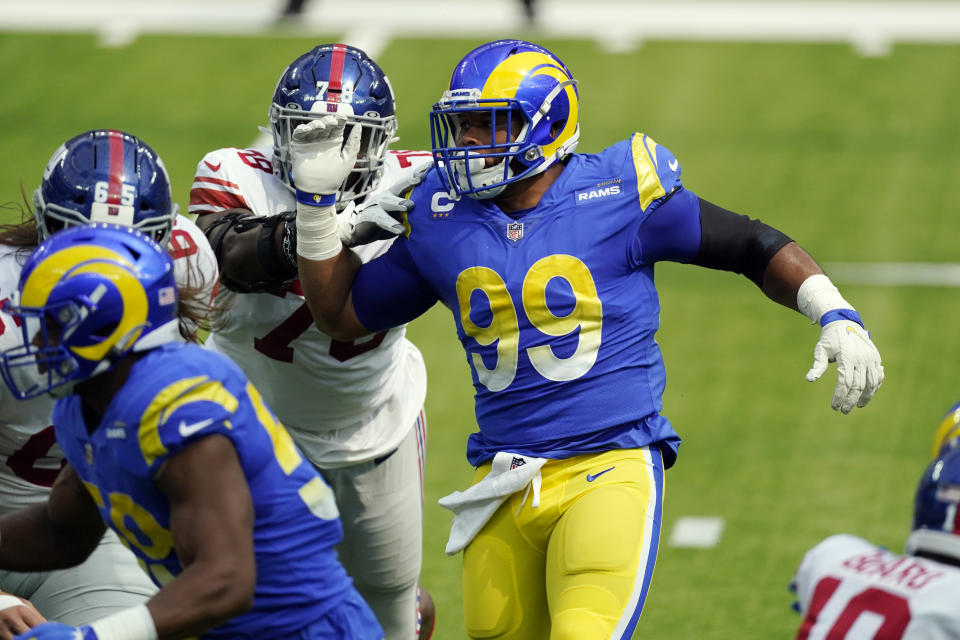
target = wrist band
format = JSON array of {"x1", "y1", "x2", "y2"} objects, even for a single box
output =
[
  {"x1": 296, "y1": 189, "x2": 336, "y2": 207},
  {"x1": 88, "y1": 604, "x2": 158, "y2": 640},
  {"x1": 796, "y1": 274, "x2": 855, "y2": 325},
  {"x1": 819, "y1": 308, "x2": 864, "y2": 328},
  {"x1": 0, "y1": 595, "x2": 24, "y2": 611},
  {"x1": 296, "y1": 202, "x2": 342, "y2": 261}
]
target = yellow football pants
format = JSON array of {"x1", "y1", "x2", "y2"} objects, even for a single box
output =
[{"x1": 461, "y1": 446, "x2": 665, "y2": 640}]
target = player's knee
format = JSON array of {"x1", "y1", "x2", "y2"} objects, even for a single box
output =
[
  {"x1": 352, "y1": 570, "x2": 419, "y2": 614},
  {"x1": 551, "y1": 607, "x2": 613, "y2": 640},
  {"x1": 551, "y1": 583, "x2": 625, "y2": 640},
  {"x1": 462, "y1": 537, "x2": 521, "y2": 638}
]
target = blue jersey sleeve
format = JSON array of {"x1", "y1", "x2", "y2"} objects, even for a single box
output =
[
  {"x1": 352, "y1": 238, "x2": 439, "y2": 332},
  {"x1": 136, "y1": 374, "x2": 241, "y2": 474},
  {"x1": 629, "y1": 187, "x2": 702, "y2": 266}
]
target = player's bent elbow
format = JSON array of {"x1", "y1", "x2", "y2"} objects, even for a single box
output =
[{"x1": 196, "y1": 562, "x2": 256, "y2": 621}]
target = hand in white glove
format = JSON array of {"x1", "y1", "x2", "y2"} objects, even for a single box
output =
[
  {"x1": 805, "y1": 311, "x2": 884, "y2": 413},
  {"x1": 338, "y1": 198, "x2": 408, "y2": 247},
  {"x1": 290, "y1": 115, "x2": 361, "y2": 200},
  {"x1": 337, "y1": 165, "x2": 428, "y2": 246}
]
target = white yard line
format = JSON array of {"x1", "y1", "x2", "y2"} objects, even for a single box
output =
[
  {"x1": 668, "y1": 516, "x2": 726, "y2": 548},
  {"x1": 11, "y1": 1, "x2": 952, "y2": 287},
  {"x1": 826, "y1": 263, "x2": 960, "y2": 287},
  {"x1": 3, "y1": 1, "x2": 960, "y2": 56}
]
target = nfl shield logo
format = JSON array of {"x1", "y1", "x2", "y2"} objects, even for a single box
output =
[{"x1": 506, "y1": 221, "x2": 524, "y2": 242}]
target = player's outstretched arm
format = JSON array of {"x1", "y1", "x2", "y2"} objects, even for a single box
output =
[
  {"x1": 0, "y1": 465, "x2": 106, "y2": 572},
  {"x1": 298, "y1": 249, "x2": 370, "y2": 340},
  {"x1": 762, "y1": 243, "x2": 884, "y2": 413},
  {"x1": 289, "y1": 113, "x2": 375, "y2": 340}
]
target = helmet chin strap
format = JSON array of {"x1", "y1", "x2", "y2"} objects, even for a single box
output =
[{"x1": 456, "y1": 157, "x2": 512, "y2": 200}]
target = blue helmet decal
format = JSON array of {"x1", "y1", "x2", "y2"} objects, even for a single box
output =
[
  {"x1": 906, "y1": 447, "x2": 960, "y2": 560},
  {"x1": 429, "y1": 40, "x2": 580, "y2": 199},
  {"x1": 269, "y1": 43, "x2": 398, "y2": 207},
  {"x1": 33, "y1": 130, "x2": 176, "y2": 244},
  {"x1": 931, "y1": 399, "x2": 960, "y2": 459}
]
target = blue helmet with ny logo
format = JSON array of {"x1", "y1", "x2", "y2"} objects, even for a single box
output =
[
  {"x1": 906, "y1": 447, "x2": 960, "y2": 562},
  {"x1": 270, "y1": 43, "x2": 398, "y2": 207},
  {"x1": 34, "y1": 129, "x2": 177, "y2": 244},
  {"x1": 430, "y1": 39, "x2": 580, "y2": 199},
  {"x1": 0, "y1": 224, "x2": 180, "y2": 399}
]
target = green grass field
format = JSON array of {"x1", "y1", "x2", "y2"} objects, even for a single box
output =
[{"x1": 2, "y1": 31, "x2": 959, "y2": 638}]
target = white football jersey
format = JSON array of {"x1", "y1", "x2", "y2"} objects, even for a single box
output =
[
  {"x1": 190, "y1": 147, "x2": 433, "y2": 467},
  {"x1": 0, "y1": 217, "x2": 217, "y2": 515},
  {"x1": 793, "y1": 534, "x2": 960, "y2": 639}
]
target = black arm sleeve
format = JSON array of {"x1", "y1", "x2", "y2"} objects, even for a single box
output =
[
  {"x1": 692, "y1": 197, "x2": 793, "y2": 288},
  {"x1": 202, "y1": 210, "x2": 299, "y2": 294}
]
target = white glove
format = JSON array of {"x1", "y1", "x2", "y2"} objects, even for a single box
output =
[
  {"x1": 806, "y1": 314, "x2": 884, "y2": 414},
  {"x1": 337, "y1": 166, "x2": 428, "y2": 246},
  {"x1": 338, "y1": 197, "x2": 408, "y2": 247},
  {"x1": 290, "y1": 114, "x2": 361, "y2": 200}
]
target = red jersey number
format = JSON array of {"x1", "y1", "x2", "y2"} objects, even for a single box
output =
[
  {"x1": 237, "y1": 149, "x2": 273, "y2": 175},
  {"x1": 6, "y1": 426, "x2": 65, "y2": 487},
  {"x1": 253, "y1": 285, "x2": 387, "y2": 363},
  {"x1": 797, "y1": 576, "x2": 910, "y2": 639},
  {"x1": 168, "y1": 229, "x2": 199, "y2": 260}
]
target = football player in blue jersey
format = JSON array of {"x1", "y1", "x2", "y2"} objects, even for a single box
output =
[
  {"x1": 289, "y1": 39, "x2": 884, "y2": 639},
  {"x1": 0, "y1": 224, "x2": 382, "y2": 640}
]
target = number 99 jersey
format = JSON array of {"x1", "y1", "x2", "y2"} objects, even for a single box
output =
[
  {"x1": 52, "y1": 343, "x2": 354, "y2": 639},
  {"x1": 353, "y1": 134, "x2": 693, "y2": 466}
]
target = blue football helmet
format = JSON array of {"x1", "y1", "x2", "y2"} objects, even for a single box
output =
[
  {"x1": 0, "y1": 224, "x2": 180, "y2": 399},
  {"x1": 931, "y1": 399, "x2": 960, "y2": 459},
  {"x1": 33, "y1": 129, "x2": 177, "y2": 244},
  {"x1": 906, "y1": 447, "x2": 960, "y2": 561},
  {"x1": 269, "y1": 43, "x2": 398, "y2": 208},
  {"x1": 429, "y1": 39, "x2": 580, "y2": 199}
]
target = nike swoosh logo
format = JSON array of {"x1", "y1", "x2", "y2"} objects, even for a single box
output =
[
  {"x1": 586, "y1": 466, "x2": 615, "y2": 482},
  {"x1": 845, "y1": 325, "x2": 869, "y2": 344},
  {"x1": 178, "y1": 418, "x2": 214, "y2": 438},
  {"x1": 668, "y1": 159, "x2": 679, "y2": 172},
  {"x1": 204, "y1": 161, "x2": 221, "y2": 172}
]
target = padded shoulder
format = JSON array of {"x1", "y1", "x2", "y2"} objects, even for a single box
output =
[{"x1": 627, "y1": 133, "x2": 683, "y2": 212}]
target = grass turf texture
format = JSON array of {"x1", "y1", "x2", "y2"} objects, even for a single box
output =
[{"x1": 1, "y1": 31, "x2": 958, "y2": 638}]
